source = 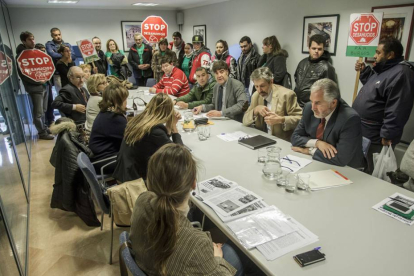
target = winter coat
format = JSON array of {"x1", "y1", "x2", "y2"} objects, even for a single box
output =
[
  {"x1": 169, "y1": 41, "x2": 185, "y2": 69},
  {"x1": 236, "y1": 47, "x2": 261, "y2": 88},
  {"x1": 109, "y1": 52, "x2": 131, "y2": 80},
  {"x1": 151, "y1": 49, "x2": 178, "y2": 82},
  {"x1": 294, "y1": 51, "x2": 336, "y2": 107},
  {"x1": 128, "y1": 43, "x2": 153, "y2": 79},
  {"x1": 258, "y1": 50, "x2": 288, "y2": 85},
  {"x1": 211, "y1": 50, "x2": 237, "y2": 79},
  {"x1": 49, "y1": 120, "x2": 100, "y2": 227},
  {"x1": 89, "y1": 50, "x2": 107, "y2": 76},
  {"x1": 15, "y1": 44, "x2": 44, "y2": 93},
  {"x1": 175, "y1": 80, "x2": 216, "y2": 109},
  {"x1": 352, "y1": 57, "x2": 414, "y2": 145}
]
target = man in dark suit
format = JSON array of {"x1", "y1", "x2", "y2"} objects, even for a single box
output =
[
  {"x1": 52, "y1": 66, "x2": 89, "y2": 124},
  {"x1": 193, "y1": 60, "x2": 248, "y2": 122},
  {"x1": 291, "y1": 78, "x2": 364, "y2": 168}
]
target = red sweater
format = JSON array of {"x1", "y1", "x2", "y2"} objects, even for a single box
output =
[{"x1": 153, "y1": 67, "x2": 190, "y2": 97}]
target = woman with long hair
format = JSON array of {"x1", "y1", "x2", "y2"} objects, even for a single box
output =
[
  {"x1": 89, "y1": 82, "x2": 128, "y2": 164},
  {"x1": 129, "y1": 143, "x2": 242, "y2": 275},
  {"x1": 257, "y1": 35, "x2": 288, "y2": 85},
  {"x1": 56, "y1": 44, "x2": 74, "y2": 87},
  {"x1": 210, "y1": 39, "x2": 237, "y2": 79},
  {"x1": 85, "y1": 74, "x2": 108, "y2": 132},
  {"x1": 105, "y1": 39, "x2": 128, "y2": 79},
  {"x1": 112, "y1": 93, "x2": 182, "y2": 182},
  {"x1": 181, "y1": 43, "x2": 194, "y2": 80}
]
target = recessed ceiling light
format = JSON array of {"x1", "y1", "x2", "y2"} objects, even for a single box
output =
[
  {"x1": 48, "y1": 0, "x2": 79, "y2": 3},
  {"x1": 133, "y1": 3, "x2": 159, "y2": 6}
]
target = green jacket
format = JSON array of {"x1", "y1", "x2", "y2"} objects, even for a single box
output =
[{"x1": 176, "y1": 81, "x2": 216, "y2": 109}]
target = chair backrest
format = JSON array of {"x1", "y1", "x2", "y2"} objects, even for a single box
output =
[
  {"x1": 119, "y1": 231, "x2": 147, "y2": 276},
  {"x1": 77, "y1": 152, "x2": 110, "y2": 214},
  {"x1": 362, "y1": 137, "x2": 371, "y2": 158},
  {"x1": 145, "y1": 78, "x2": 156, "y2": 87}
]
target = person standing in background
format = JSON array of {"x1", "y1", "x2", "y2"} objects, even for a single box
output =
[
  {"x1": 90, "y1": 36, "x2": 108, "y2": 75},
  {"x1": 128, "y1": 33, "x2": 153, "y2": 86}
]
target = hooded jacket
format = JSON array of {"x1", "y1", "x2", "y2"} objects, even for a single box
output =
[
  {"x1": 236, "y1": 47, "x2": 261, "y2": 88},
  {"x1": 258, "y1": 49, "x2": 289, "y2": 85},
  {"x1": 189, "y1": 45, "x2": 211, "y2": 84},
  {"x1": 16, "y1": 44, "x2": 44, "y2": 93},
  {"x1": 49, "y1": 119, "x2": 100, "y2": 227},
  {"x1": 294, "y1": 51, "x2": 336, "y2": 107},
  {"x1": 211, "y1": 50, "x2": 237, "y2": 79}
]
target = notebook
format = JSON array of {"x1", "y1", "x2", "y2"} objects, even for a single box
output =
[
  {"x1": 238, "y1": 135, "x2": 276, "y2": 150},
  {"x1": 307, "y1": 169, "x2": 353, "y2": 191}
]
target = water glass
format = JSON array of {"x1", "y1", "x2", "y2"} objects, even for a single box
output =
[
  {"x1": 297, "y1": 173, "x2": 311, "y2": 191},
  {"x1": 197, "y1": 125, "x2": 209, "y2": 141},
  {"x1": 263, "y1": 150, "x2": 281, "y2": 181},
  {"x1": 285, "y1": 173, "x2": 298, "y2": 193},
  {"x1": 183, "y1": 111, "x2": 196, "y2": 133},
  {"x1": 277, "y1": 170, "x2": 289, "y2": 187},
  {"x1": 257, "y1": 148, "x2": 267, "y2": 164}
]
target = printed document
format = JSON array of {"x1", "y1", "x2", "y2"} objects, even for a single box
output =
[
  {"x1": 280, "y1": 155, "x2": 312, "y2": 173},
  {"x1": 372, "y1": 192, "x2": 414, "y2": 226}
]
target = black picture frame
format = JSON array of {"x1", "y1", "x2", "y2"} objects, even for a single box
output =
[
  {"x1": 302, "y1": 14, "x2": 340, "y2": 56},
  {"x1": 193, "y1": 25, "x2": 207, "y2": 46},
  {"x1": 121, "y1": 21, "x2": 145, "y2": 52}
]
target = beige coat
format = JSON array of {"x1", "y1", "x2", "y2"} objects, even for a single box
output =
[{"x1": 243, "y1": 84, "x2": 302, "y2": 142}]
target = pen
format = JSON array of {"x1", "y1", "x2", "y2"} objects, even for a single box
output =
[{"x1": 314, "y1": 247, "x2": 321, "y2": 251}]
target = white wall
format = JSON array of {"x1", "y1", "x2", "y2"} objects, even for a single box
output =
[
  {"x1": 8, "y1": 7, "x2": 180, "y2": 53},
  {"x1": 182, "y1": 0, "x2": 414, "y2": 104}
]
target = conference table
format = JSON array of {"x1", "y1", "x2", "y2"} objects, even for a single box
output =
[{"x1": 127, "y1": 88, "x2": 414, "y2": 276}]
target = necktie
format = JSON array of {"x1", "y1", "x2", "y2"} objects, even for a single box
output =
[
  {"x1": 217, "y1": 86, "x2": 223, "y2": 111},
  {"x1": 80, "y1": 88, "x2": 88, "y2": 103},
  {"x1": 316, "y1": 118, "x2": 326, "y2": 140}
]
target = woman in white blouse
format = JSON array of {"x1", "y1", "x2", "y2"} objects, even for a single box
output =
[{"x1": 85, "y1": 74, "x2": 108, "y2": 132}]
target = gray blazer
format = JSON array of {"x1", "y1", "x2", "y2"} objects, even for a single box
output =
[
  {"x1": 291, "y1": 99, "x2": 364, "y2": 168},
  {"x1": 203, "y1": 78, "x2": 247, "y2": 122}
]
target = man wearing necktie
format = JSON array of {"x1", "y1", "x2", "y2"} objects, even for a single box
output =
[
  {"x1": 193, "y1": 60, "x2": 247, "y2": 122},
  {"x1": 52, "y1": 66, "x2": 89, "y2": 125},
  {"x1": 291, "y1": 79, "x2": 364, "y2": 168}
]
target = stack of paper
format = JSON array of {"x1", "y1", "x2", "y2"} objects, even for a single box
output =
[
  {"x1": 307, "y1": 169, "x2": 353, "y2": 191},
  {"x1": 216, "y1": 131, "x2": 251, "y2": 142}
]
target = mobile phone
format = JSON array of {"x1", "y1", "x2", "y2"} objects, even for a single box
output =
[
  {"x1": 385, "y1": 200, "x2": 412, "y2": 215},
  {"x1": 293, "y1": 249, "x2": 325, "y2": 267}
]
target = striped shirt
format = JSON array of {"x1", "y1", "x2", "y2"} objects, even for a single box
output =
[{"x1": 153, "y1": 66, "x2": 190, "y2": 97}]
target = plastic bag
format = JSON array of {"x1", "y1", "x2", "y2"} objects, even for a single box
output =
[{"x1": 372, "y1": 146, "x2": 398, "y2": 183}]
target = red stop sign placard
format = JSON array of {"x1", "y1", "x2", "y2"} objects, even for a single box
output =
[
  {"x1": 17, "y1": 49, "x2": 55, "y2": 82},
  {"x1": 350, "y1": 14, "x2": 380, "y2": 45},
  {"x1": 141, "y1": 16, "x2": 168, "y2": 43},
  {"x1": 0, "y1": 51, "x2": 13, "y2": 85},
  {"x1": 79, "y1": 40, "x2": 95, "y2": 56}
]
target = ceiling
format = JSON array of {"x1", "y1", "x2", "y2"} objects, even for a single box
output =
[{"x1": 5, "y1": 0, "x2": 229, "y2": 10}]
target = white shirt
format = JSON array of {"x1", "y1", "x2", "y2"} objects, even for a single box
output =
[{"x1": 306, "y1": 107, "x2": 336, "y2": 156}]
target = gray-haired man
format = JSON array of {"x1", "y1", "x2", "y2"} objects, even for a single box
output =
[{"x1": 291, "y1": 78, "x2": 364, "y2": 168}]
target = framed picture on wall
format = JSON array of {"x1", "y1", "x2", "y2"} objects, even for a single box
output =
[
  {"x1": 121, "y1": 21, "x2": 147, "y2": 52},
  {"x1": 367, "y1": 4, "x2": 414, "y2": 62},
  {"x1": 193, "y1": 25, "x2": 207, "y2": 46},
  {"x1": 302, "y1": 14, "x2": 340, "y2": 56}
]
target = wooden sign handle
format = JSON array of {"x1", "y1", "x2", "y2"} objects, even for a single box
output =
[
  {"x1": 352, "y1": 57, "x2": 363, "y2": 103},
  {"x1": 92, "y1": 61, "x2": 96, "y2": 68}
]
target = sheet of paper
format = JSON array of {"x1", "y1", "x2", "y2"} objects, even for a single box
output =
[
  {"x1": 280, "y1": 155, "x2": 312, "y2": 173},
  {"x1": 216, "y1": 131, "x2": 251, "y2": 142},
  {"x1": 217, "y1": 201, "x2": 269, "y2": 223},
  {"x1": 195, "y1": 176, "x2": 238, "y2": 200},
  {"x1": 306, "y1": 169, "x2": 353, "y2": 190},
  {"x1": 372, "y1": 192, "x2": 414, "y2": 226},
  {"x1": 204, "y1": 186, "x2": 263, "y2": 216},
  {"x1": 226, "y1": 206, "x2": 297, "y2": 249},
  {"x1": 257, "y1": 217, "x2": 319, "y2": 261}
]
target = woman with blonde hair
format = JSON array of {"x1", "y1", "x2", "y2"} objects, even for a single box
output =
[
  {"x1": 89, "y1": 82, "x2": 128, "y2": 165},
  {"x1": 113, "y1": 93, "x2": 182, "y2": 182},
  {"x1": 85, "y1": 74, "x2": 108, "y2": 131},
  {"x1": 129, "y1": 143, "x2": 242, "y2": 275},
  {"x1": 257, "y1": 35, "x2": 288, "y2": 85}
]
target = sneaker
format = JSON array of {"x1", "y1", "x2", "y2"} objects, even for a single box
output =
[{"x1": 39, "y1": 134, "x2": 55, "y2": 140}]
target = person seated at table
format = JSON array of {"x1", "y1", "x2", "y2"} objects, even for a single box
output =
[
  {"x1": 112, "y1": 93, "x2": 183, "y2": 182},
  {"x1": 243, "y1": 67, "x2": 302, "y2": 142},
  {"x1": 291, "y1": 78, "x2": 364, "y2": 168},
  {"x1": 89, "y1": 82, "x2": 128, "y2": 171},
  {"x1": 193, "y1": 60, "x2": 248, "y2": 122},
  {"x1": 152, "y1": 38, "x2": 178, "y2": 82},
  {"x1": 85, "y1": 73, "x2": 108, "y2": 132},
  {"x1": 149, "y1": 56, "x2": 190, "y2": 97},
  {"x1": 52, "y1": 66, "x2": 89, "y2": 125},
  {"x1": 129, "y1": 143, "x2": 241, "y2": 276},
  {"x1": 173, "y1": 67, "x2": 215, "y2": 109},
  {"x1": 79, "y1": 64, "x2": 92, "y2": 92}
]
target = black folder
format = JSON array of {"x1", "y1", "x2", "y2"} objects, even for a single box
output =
[{"x1": 238, "y1": 135, "x2": 276, "y2": 150}]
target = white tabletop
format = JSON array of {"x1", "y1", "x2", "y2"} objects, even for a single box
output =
[{"x1": 180, "y1": 118, "x2": 414, "y2": 276}]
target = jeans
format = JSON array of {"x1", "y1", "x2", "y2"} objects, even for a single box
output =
[
  {"x1": 45, "y1": 83, "x2": 55, "y2": 125},
  {"x1": 28, "y1": 87, "x2": 48, "y2": 135},
  {"x1": 222, "y1": 243, "x2": 244, "y2": 276},
  {"x1": 135, "y1": 77, "x2": 148, "y2": 87},
  {"x1": 244, "y1": 87, "x2": 251, "y2": 104}
]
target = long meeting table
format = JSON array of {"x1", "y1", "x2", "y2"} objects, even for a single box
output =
[{"x1": 128, "y1": 88, "x2": 414, "y2": 276}]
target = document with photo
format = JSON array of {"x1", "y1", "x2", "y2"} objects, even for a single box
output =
[
  {"x1": 218, "y1": 201, "x2": 269, "y2": 223},
  {"x1": 203, "y1": 186, "x2": 263, "y2": 216},
  {"x1": 372, "y1": 192, "x2": 414, "y2": 226},
  {"x1": 216, "y1": 131, "x2": 251, "y2": 142},
  {"x1": 196, "y1": 175, "x2": 238, "y2": 200}
]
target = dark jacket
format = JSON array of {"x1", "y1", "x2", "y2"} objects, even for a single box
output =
[
  {"x1": 113, "y1": 124, "x2": 183, "y2": 182},
  {"x1": 236, "y1": 47, "x2": 261, "y2": 88},
  {"x1": 56, "y1": 60, "x2": 75, "y2": 87},
  {"x1": 175, "y1": 80, "x2": 216, "y2": 109},
  {"x1": 169, "y1": 41, "x2": 185, "y2": 69},
  {"x1": 128, "y1": 43, "x2": 153, "y2": 79},
  {"x1": 291, "y1": 99, "x2": 364, "y2": 169},
  {"x1": 49, "y1": 120, "x2": 100, "y2": 227},
  {"x1": 352, "y1": 57, "x2": 414, "y2": 145},
  {"x1": 15, "y1": 44, "x2": 44, "y2": 93},
  {"x1": 89, "y1": 111, "x2": 127, "y2": 160},
  {"x1": 258, "y1": 50, "x2": 288, "y2": 85},
  {"x1": 90, "y1": 50, "x2": 107, "y2": 76},
  {"x1": 52, "y1": 83, "x2": 89, "y2": 124},
  {"x1": 294, "y1": 51, "x2": 336, "y2": 107},
  {"x1": 45, "y1": 40, "x2": 76, "y2": 73}
]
